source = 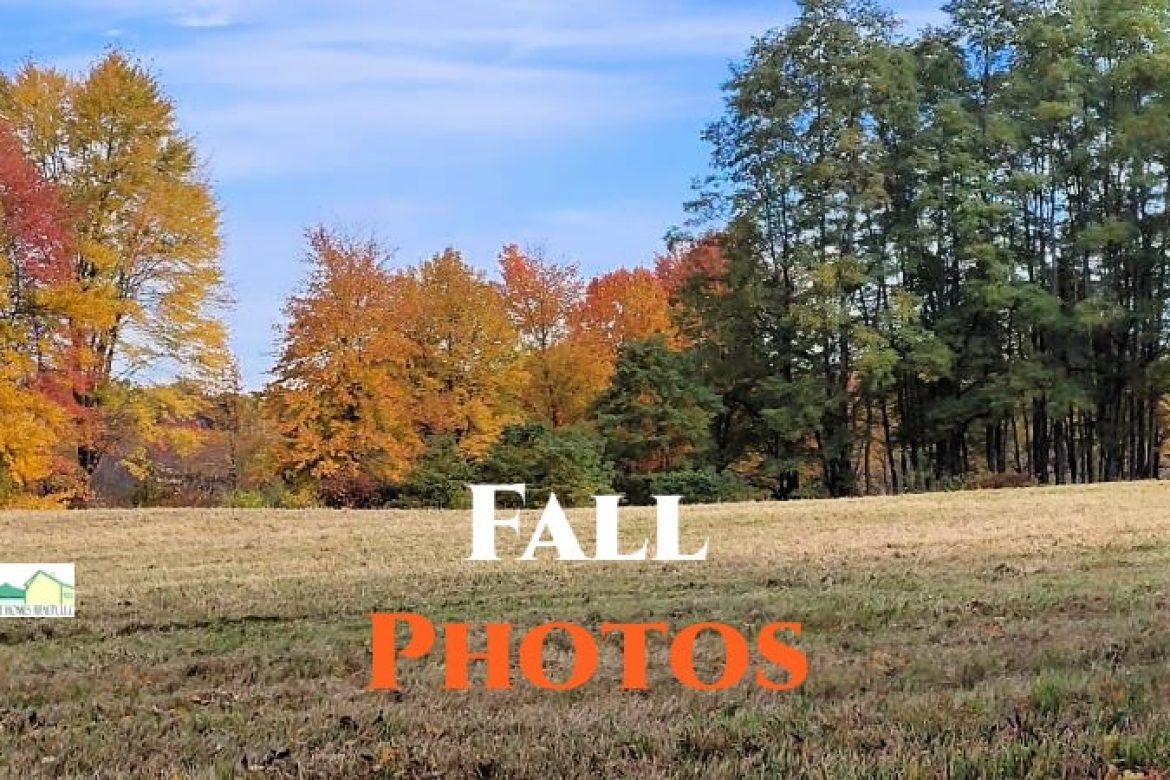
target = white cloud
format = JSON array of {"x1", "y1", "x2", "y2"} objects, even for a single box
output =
[
  {"x1": 12, "y1": 1, "x2": 789, "y2": 180},
  {"x1": 105, "y1": 4, "x2": 776, "y2": 181},
  {"x1": 42, "y1": 0, "x2": 272, "y2": 26},
  {"x1": 172, "y1": 10, "x2": 235, "y2": 28},
  {"x1": 179, "y1": 80, "x2": 696, "y2": 179}
]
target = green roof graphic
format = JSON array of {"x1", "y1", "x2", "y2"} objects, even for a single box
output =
[{"x1": 0, "y1": 583, "x2": 25, "y2": 599}]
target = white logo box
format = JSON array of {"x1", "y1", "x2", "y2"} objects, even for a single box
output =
[{"x1": 0, "y1": 563, "x2": 75, "y2": 618}]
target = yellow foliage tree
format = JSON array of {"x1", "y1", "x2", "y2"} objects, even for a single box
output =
[
  {"x1": 0, "y1": 355, "x2": 65, "y2": 503},
  {"x1": 403, "y1": 249, "x2": 525, "y2": 455}
]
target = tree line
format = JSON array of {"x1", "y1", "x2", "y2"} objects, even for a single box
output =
[
  {"x1": 681, "y1": 0, "x2": 1170, "y2": 497},
  {"x1": 264, "y1": 229, "x2": 691, "y2": 508},
  {"x1": 3, "y1": 0, "x2": 1170, "y2": 508}
]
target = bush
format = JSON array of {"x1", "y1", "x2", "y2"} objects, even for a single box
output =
[
  {"x1": 973, "y1": 471, "x2": 1035, "y2": 490},
  {"x1": 316, "y1": 471, "x2": 396, "y2": 508},
  {"x1": 479, "y1": 423, "x2": 613, "y2": 507},
  {"x1": 225, "y1": 489, "x2": 268, "y2": 509},
  {"x1": 617, "y1": 468, "x2": 751, "y2": 506},
  {"x1": 395, "y1": 436, "x2": 477, "y2": 509}
]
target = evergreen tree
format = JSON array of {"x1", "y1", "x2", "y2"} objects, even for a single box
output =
[
  {"x1": 590, "y1": 336, "x2": 721, "y2": 476},
  {"x1": 479, "y1": 423, "x2": 613, "y2": 507}
]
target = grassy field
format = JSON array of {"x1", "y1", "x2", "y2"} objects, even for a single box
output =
[{"x1": 1, "y1": 484, "x2": 1169, "y2": 778}]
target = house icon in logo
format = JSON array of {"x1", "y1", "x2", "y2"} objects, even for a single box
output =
[{"x1": 23, "y1": 570, "x2": 75, "y2": 607}]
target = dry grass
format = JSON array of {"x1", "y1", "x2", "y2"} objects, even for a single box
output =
[{"x1": 1, "y1": 482, "x2": 1169, "y2": 777}]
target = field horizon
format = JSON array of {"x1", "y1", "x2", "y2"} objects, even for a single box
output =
[{"x1": 2, "y1": 482, "x2": 1169, "y2": 777}]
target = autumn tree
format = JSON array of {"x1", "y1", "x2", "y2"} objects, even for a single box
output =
[
  {"x1": 0, "y1": 120, "x2": 72, "y2": 501},
  {"x1": 498, "y1": 244, "x2": 591, "y2": 427},
  {"x1": 269, "y1": 228, "x2": 421, "y2": 495},
  {"x1": 574, "y1": 267, "x2": 676, "y2": 351},
  {"x1": 548, "y1": 266, "x2": 679, "y2": 421},
  {"x1": 654, "y1": 234, "x2": 728, "y2": 310},
  {"x1": 0, "y1": 51, "x2": 231, "y2": 489},
  {"x1": 402, "y1": 249, "x2": 524, "y2": 456},
  {"x1": 591, "y1": 335, "x2": 721, "y2": 475}
]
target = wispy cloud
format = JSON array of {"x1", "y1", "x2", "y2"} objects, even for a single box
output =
[
  {"x1": 44, "y1": 0, "x2": 270, "y2": 27},
  {"x1": 16, "y1": 1, "x2": 787, "y2": 160},
  {"x1": 172, "y1": 10, "x2": 235, "y2": 29},
  {"x1": 93, "y1": 3, "x2": 783, "y2": 180}
]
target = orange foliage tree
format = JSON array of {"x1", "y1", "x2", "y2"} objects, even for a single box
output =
[
  {"x1": 498, "y1": 244, "x2": 588, "y2": 427},
  {"x1": 269, "y1": 230, "x2": 686, "y2": 500},
  {"x1": 561, "y1": 267, "x2": 678, "y2": 416},
  {"x1": 653, "y1": 233, "x2": 729, "y2": 343},
  {"x1": 499, "y1": 248, "x2": 682, "y2": 428},
  {"x1": 269, "y1": 229, "x2": 421, "y2": 490},
  {"x1": 575, "y1": 267, "x2": 676, "y2": 348},
  {"x1": 653, "y1": 234, "x2": 727, "y2": 302}
]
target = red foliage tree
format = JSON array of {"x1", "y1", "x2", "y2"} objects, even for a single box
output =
[{"x1": 0, "y1": 120, "x2": 77, "y2": 498}]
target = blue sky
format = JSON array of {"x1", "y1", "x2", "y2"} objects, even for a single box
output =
[{"x1": 2, "y1": 0, "x2": 944, "y2": 388}]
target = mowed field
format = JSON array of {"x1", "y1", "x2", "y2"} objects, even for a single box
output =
[{"x1": 1, "y1": 485, "x2": 1170, "y2": 778}]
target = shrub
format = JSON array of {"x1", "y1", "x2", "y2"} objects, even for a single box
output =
[
  {"x1": 225, "y1": 489, "x2": 269, "y2": 509},
  {"x1": 974, "y1": 472, "x2": 1036, "y2": 490},
  {"x1": 479, "y1": 423, "x2": 613, "y2": 507},
  {"x1": 395, "y1": 436, "x2": 477, "y2": 509},
  {"x1": 316, "y1": 470, "x2": 396, "y2": 508},
  {"x1": 617, "y1": 468, "x2": 751, "y2": 506}
]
